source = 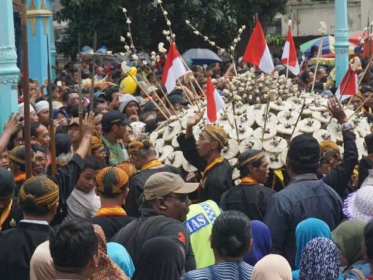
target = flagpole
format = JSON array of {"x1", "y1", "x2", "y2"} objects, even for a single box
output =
[
  {"x1": 21, "y1": 0, "x2": 32, "y2": 179},
  {"x1": 311, "y1": 36, "x2": 324, "y2": 92}
]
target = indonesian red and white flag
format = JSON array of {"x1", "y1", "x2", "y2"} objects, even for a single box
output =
[
  {"x1": 161, "y1": 43, "x2": 187, "y2": 93},
  {"x1": 243, "y1": 19, "x2": 274, "y2": 74},
  {"x1": 335, "y1": 66, "x2": 358, "y2": 101},
  {"x1": 206, "y1": 76, "x2": 225, "y2": 123},
  {"x1": 281, "y1": 23, "x2": 300, "y2": 75}
]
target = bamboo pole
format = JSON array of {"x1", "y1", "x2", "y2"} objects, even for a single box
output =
[
  {"x1": 311, "y1": 36, "x2": 324, "y2": 92},
  {"x1": 21, "y1": 0, "x2": 32, "y2": 178},
  {"x1": 232, "y1": 102, "x2": 240, "y2": 141},
  {"x1": 347, "y1": 92, "x2": 373, "y2": 121},
  {"x1": 290, "y1": 100, "x2": 306, "y2": 140},
  {"x1": 46, "y1": 36, "x2": 56, "y2": 175},
  {"x1": 77, "y1": 33, "x2": 83, "y2": 140}
]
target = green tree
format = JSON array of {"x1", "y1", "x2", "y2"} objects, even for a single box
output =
[{"x1": 55, "y1": 0, "x2": 287, "y2": 58}]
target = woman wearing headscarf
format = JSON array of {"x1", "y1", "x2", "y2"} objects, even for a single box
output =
[
  {"x1": 299, "y1": 237, "x2": 340, "y2": 280},
  {"x1": 132, "y1": 237, "x2": 185, "y2": 280},
  {"x1": 252, "y1": 254, "x2": 292, "y2": 280},
  {"x1": 107, "y1": 243, "x2": 135, "y2": 278},
  {"x1": 332, "y1": 220, "x2": 371, "y2": 279},
  {"x1": 292, "y1": 218, "x2": 331, "y2": 280},
  {"x1": 220, "y1": 150, "x2": 275, "y2": 221},
  {"x1": 244, "y1": 220, "x2": 272, "y2": 266}
]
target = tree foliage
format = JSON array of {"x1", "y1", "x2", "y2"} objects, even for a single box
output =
[{"x1": 55, "y1": 0, "x2": 287, "y2": 58}]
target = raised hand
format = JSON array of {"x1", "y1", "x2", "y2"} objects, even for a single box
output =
[
  {"x1": 187, "y1": 109, "x2": 205, "y2": 128},
  {"x1": 328, "y1": 97, "x2": 347, "y2": 124},
  {"x1": 82, "y1": 112, "x2": 96, "y2": 136},
  {"x1": 3, "y1": 113, "x2": 21, "y2": 136}
]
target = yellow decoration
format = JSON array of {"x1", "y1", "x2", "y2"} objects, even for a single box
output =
[{"x1": 119, "y1": 67, "x2": 138, "y2": 94}]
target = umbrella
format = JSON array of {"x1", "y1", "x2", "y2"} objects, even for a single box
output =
[
  {"x1": 300, "y1": 36, "x2": 356, "y2": 57},
  {"x1": 182, "y1": 48, "x2": 222, "y2": 65},
  {"x1": 349, "y1": 30, "x2": 372, "y2": 45}
]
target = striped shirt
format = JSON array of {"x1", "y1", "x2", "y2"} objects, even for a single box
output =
[{"x1": 181, "y1": 261, "x2": 253, "y2": 280}]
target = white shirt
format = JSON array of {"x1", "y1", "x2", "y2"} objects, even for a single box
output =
[{"x1": 64, "y1": 188, "x2": 101, "y2": 222}]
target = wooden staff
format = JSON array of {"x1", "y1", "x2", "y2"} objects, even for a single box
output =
[
  {"x1": 89, "y1": 31, "x2": 97, "y2": 111},
  {"x1": 261, "y1": 98, "x2": 271, "y2": 141},
  {"x1": 232, "y1": 101, "x2": 240, "y2": 141},
  {"x1": 347, "y1": 92, "x2": 373, "y2": 121},
  {"x1": 127, "y1": 73, "x2": 170, "y2": 120},
  {"x1": 21, "y1": 0, "x2": 32, "y2": 178},
  {"x1": 359, "y1": 53, "x2": 373, "y2": 85},
  {"x1": 311, "y1": 36, "x2": 325, "y2": 92},
  {"x1": 46, "y1": 36, "x2": 57, "y2": 175},
  {"x1": 290, "y1": 100, "x2": 306, "y2": 140},
  {"x1": 77, "y1": 34, "x2": 83, "y2": 139}
]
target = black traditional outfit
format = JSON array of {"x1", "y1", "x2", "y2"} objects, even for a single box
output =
[
  {"x1": 177, "y1": 125, "x2": 232, "y2": 204},
  {"x1": 125, "y1": 162, "x2": 181, "y2": 217},
  {"x1": 220, "y1": 176, "x2": 275, "y2": 221},
  {"x1": 0, "y1": 221, "x2": 50, "y2": 280}
]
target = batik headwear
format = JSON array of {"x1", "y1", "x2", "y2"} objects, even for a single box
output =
[
  {"x1": 331, "y1": 219, "x2": 366, "y2": 266},
  {"x1": 244, "y1": 220, "x2": 272, "y2": 266},
  {"x1": 299, "y1": 237, "x2": 340, "y2": 280},
  {"x1": 9, "y1": 145, "x2": 33, "y2": 168},
  {"x1": 320, "y1": 140, "x2": 340, "y2": 158},
  {"x1": 127, "y1": 139, "x2": 154, "y2": 155},
  {"x1": 203, "y1": 125, "x2": 228, "y2": 148},
  {"x1": 96, "y1": 167, "x2": 129, "y2": 196},
  {"x1": 116, "y1": 162, "x2": 137, "y2": 179},
  {"x1": 355, "y1": 92, "x2": 364, "y2": 100},
  {"x1": 251, "y1": 254, "x2": 292, "y2": 280},
  {"x1": 91, "y1": 225, "x2": 129, "y2": 280},
  {"x1": 91, "y1": 136, "x2": 103, "y2": 151},
  {"x1": 18, "y1": 177, "x2": 59, "y2": 210},
  {"x1": 237, "y1": 150, "x2": 265, "y2": 170},
  {"x1": 294, "y1": 218, "x2": 331, "y2": 269}
]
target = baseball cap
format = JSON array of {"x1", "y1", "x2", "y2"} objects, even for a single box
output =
[
  {"x1": 169, "y1": 94, "x2": 189, "y2": 106},
  {"x1": 101, "y1": 111, "x2": 131, "y2": 128},
  {"x1": 143, "y1": 172, "x2": 199, "y2": 201},
  {"x1": 287, "y1": 134, "x2": 320, "y2": 167},
  {"x1": 93, "y1": 91, "x2": 106, "y2": 100}
]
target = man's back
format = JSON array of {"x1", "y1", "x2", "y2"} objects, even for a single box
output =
[
  {"x1": 0, "y1": 221, "x2": 50, "y2": 280},
  {"x1": 264, "y1": 174, "x2": 343, "y2": 268},
  {"x1": 112, "y1": 208, "x2": 196, "y2": 272}
]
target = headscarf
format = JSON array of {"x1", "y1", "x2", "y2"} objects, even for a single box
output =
[
  {"x1": 19, "y1": 177, "x2": 59, "y2": 210},
  {"x1": 107, "y1": 242, "x2": 135, "y2": 278},
  {"x1": 252, "y1": 254, "x2": 292, "y2": 280},
  {"x1": 299, "y1": 237, "x2": 340, "y2": 280},
  {"x1": 30, "y1": 241, "x2": 54, "y2": 280},
  {"x1": 294, "y1": 218, "x2": 331, "y2": 269},
  {"x1": 331, "y1": 219, "x2": 366, "y2": 266},
  {"x1": 91, "y1": 225, "x2": 129, "y2": 280},
  {"x1": 237, "y1": 150, "x2": 265, "y2": 170},
  {"x1": 91, "y1": 136, "x2": 103, "y2": 151},
  {"x1": 96, "y1": 167, "x2": 129, "y2": 196},
  {"x1": 132, "y1": 237, "x2": 185, "y2": 280},
  {"x1": 244, "y1": 220, "x2": 272, "y2": 266},
  {"x1": 203, "y1": 125, "x2": 228, "y2": 148},
  {"x1": 116, "y1": 162, "x2": 137, "y2": 179}
]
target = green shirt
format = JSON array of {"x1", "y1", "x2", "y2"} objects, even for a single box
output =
[{"x1": 101, "y1": 136, "x2": 125, "y2": 166}]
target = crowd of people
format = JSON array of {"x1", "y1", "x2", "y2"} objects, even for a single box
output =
[{"x1": 0, "y1": 44, "x2": 373, "y2": 280}]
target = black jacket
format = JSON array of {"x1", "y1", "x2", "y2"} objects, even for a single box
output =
[
  {"x1": 87, "y1": 215, "x2": 135, "y2": 241},
  {"x1": 112, "y1": 208, "x2": 196, "y2": 272},
  {"x1": 358, "y1": 156, "x2": 372, "y2": 188},
  {"x1": 323, "y1": 130, "x2": 358, "y2": 199},
  {"x1": 1, "y1": 198, "x2": 22, "y2": 232},
  {"x1": 220, "y1": 183, "x2": 275, "y2": 221},
  {"x1": 0, "y1": 221, "x2": 50, "y2": 280},
  {"x1": 125, "y1": 165, "x2": 182, "y2": 217},
  {"x1": 264, "y1": 174, "x2": 343, "y2": 268},
  {"x1": 177, "y1": 135, "x2": 232, "y2": 204}
]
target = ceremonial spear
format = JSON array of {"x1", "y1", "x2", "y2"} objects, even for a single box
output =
[{"x1": 21, "y1": 0, "x2": 32, "y2": 178}]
